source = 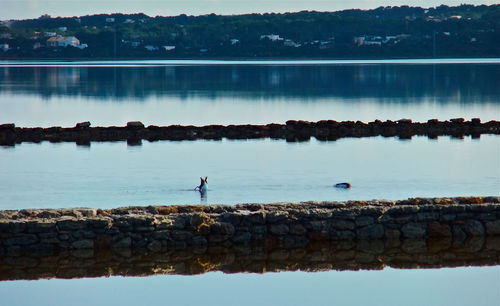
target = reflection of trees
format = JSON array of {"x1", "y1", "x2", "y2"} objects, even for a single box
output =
[{"x1": 0, "y1": 64, "x2": 498, "y2": 103}]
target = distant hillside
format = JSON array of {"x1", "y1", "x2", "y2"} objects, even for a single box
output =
[{"x1": 0, "y1": 4, "x2": 499, "y2": 59}]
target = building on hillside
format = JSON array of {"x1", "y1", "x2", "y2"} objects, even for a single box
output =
[
  {"x1": 260, "y1": 34, "x2": 283, "y2": 41},
  {"x1": 47, "y1": 35, "x2": 80, "y2": 47},
  {"x1": 144, "y1": 45, "x2": 158, "y2": 51},
  {"x1": 162, "y1": 45, "x2": 176, "y2": 51},
  {"x1": 0, "y1": 43, "x2": 9, "y2": 52},
  {"x1": 284, "y1": 39, "x2": 301, "y2": 47}
]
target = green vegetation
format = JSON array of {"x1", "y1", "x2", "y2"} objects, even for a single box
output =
[{"x1": 0, "y1": 4, "x2": 499, "y2": 59}]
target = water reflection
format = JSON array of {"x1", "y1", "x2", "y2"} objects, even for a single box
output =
[
  {"x1": 0, "y1": 237, "x2": 498, "y2": 281},
  {"x1": 0, "y1": 64, "x2": 498, "y2": 102}
]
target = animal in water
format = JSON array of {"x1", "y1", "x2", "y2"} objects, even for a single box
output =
[
  {"x1": 194, "y1": 177, "x2": 208, "y2": 193},
  {"x1": 334, "y1": 182, "x2": 351, "y2": 189}
]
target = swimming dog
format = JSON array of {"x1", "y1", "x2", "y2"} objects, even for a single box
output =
[
  {"x1": 334, "y1": 182, "x2": 351, "y2": 188},
  {"x1": 194, "y1": 177, "x2": 208, "y2": 193}
]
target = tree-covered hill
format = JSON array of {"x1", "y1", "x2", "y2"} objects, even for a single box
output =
[{"x1": 0, "y1": 4, "x2": 498, "y2": 59}]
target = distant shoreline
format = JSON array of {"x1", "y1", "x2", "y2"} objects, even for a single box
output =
[{"x1": 1, "y1": 57, "x2": 499, "y2": 66}]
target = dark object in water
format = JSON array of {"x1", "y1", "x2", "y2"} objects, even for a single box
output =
[
  {"x1": 335, "y1": 182, "x2": 351, "y2": 189},
  {"x1": 194, "y1": 176, "x2": 208, "y2": 193}
]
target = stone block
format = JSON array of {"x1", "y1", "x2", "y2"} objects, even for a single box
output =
[
  {"x1": 111, "y1": 237, "x2": 132, "y2": 248},
  {"x1": 3, "y1": 234, "x2": 38, "y2": 246},
  {"x1": 356, "y1": 224, "x2": 384, "y2": 239},
  {"x1": 57, "y1": 219, "x2": 87, "y2": 231},
  {"x1": 485, "y1": 220, "x2": 500, "y2": 235},
  {"x1": 355, "y1": 216, "x2": 374, "y2": 227},
  {"x1": 210, "y1": 222, "x2": 235, "y2": 236},
  {"x1": 427, "y1": 222, "x2": 452, "y2": 237},
  {"x1": 269, "y1": 224, "x2": 289, "y2": 236},
  {"x1": 147, "y1": 240, "x2": 162, "y2": 252},
  {"x1": 71, "y1": 239, "x2": 94, "y2": 249},
  {"x1": 171, "y1": 230, "x2": 194, "y2": 241},
  {"x1": 401, "y1": 223, "x2": 427, "y2": 238},
  {"x1": 289, "y1": 222, "x2": 307, "y2": 235},
  {"x1": 464, "y1": 220, "x2": 485, "y2": 236}
]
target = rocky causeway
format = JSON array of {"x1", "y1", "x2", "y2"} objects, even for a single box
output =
[
  {"x1": 0, "y1": 118, "x2": 499, "y2": 145},
  {"x1": 1, "y1": 197, "x2": 499, "y2": 255}
]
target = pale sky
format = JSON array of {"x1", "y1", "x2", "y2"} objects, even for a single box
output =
[{"x1": 0, "y1": 0, "x2": 497, "y2": 20}]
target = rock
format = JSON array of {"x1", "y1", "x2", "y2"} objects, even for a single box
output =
[
  {"x1": 9, "y1": 222, "x2": 27, "y2": 234},
  {"x1": 452, "y1": 225, "x2": 467, "y2": 240},
  {"x1": 245, "y1": 211, "x2": 266, "y2": 224},
  {"x1": 3, "y1": 234, "x2": 38, "y2": 246},
  {"x1": 171, "y1": 230, "x2": 194, "y2": 241},
  {"x1": 464, "y1": 220, "x2": 485, "y2": 236},
  {"x1": 0, "y1": 123, "x2": 15, "y2": 131},
  {"x1": 112, "y1": 237, "x2": 132, "y2": 248},
  {"x1": 71, "y1": 239, "x2": 94, "y2": 249},
  {"x1": 36, "y1": 210, "x2": 61, "y2": 218},
  {"x1": 232, "y1": 232, "x2": 251, "y2": 244},
  {"x1": 197, "y1": 223, "x2": 211, "y2": 235},
  {"x1": 289, "y1": 222, "x2": 307, "y2": 235},
  {"x1": 127, "y1": 121, "x2": 145, "y2": 128},
  {"x1": 427, "y1": 222, "x2": 451, "y2": 237},
  {"x1": 146, "y1": 240, "x2": 162, "y2": 252},
  {"x1": 190, "y1": 213, "x2": 209, "y2": 228},
  {"x1": 397, "y1": 119, "x2": 412, "y2": 124},
  {"x1": 356, "y1": 224, "x2": 384, "y2": 239},
  {"x1": 401, "y1": 223, "x2": 427, "y2": 238},
  {"x1": 251, "y1": 225, "x2": 267, "y2": 235},
  {"x1": 450, "y1": 118, "x2": 465, "y2": 123},
  {"x1": 75, "y1": 121, "x2": 91, "y2": 129},
  {"x1": 331, "y1": 219, "x2": 355, "y2": 230},
  {"x1": 269, "y1": 224, "x2": 289, "y2": 236},
  {"x1": 172, "y1": 217, "x2": 186, "y2": 229},
  {"x1": 355, "y1": 216, "x2": 374, "y2": 227},
  {"x1": 190, "y1": 235, "x2": 208, "y2": 246},
  {"x1": 266, "y1": 211, "x2": 289, "y2": 223},
  {"x1": 485, "y1": 220, "x2": 500, "y2": 235},
  {"x1": 384, "y1": 229, "x2": 401, "y2": 239},
  {"x1": 221, "y1": 212, "x2": 242, "y2": 226},
  {"x1": 57, "y1": 218, "x2": 87, "y2": 231},
  {"x1": 330, "y1": 230, "x2": 356, "y2": 240},
  {"x1": 210, "y1": 222, "x2": 235, "y2": 236}
]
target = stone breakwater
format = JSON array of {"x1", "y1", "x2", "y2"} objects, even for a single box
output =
[
  {"x1": 1, "y1": 238, "x2": 499, "y2": 281},
  {"x1": 0, "y1": 118, "x2": 499, "y2": 145},
  {"x1": 1, "y1": 197, "x2": 499, "y2": 255}
]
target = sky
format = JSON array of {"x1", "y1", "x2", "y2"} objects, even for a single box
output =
[{"x1": 0, "y1": 0, "x2": 498, "y2": 20}]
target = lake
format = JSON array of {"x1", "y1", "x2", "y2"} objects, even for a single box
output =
[
  {"x1": 0, "y1": 59, "x2": 499, "y2": 127},
  {"x1": 0, "y1": 59, "x2": 499, "y2": 305},
  {"x1": 0, "y1": 136, "x2": 499, "y2": 209}
]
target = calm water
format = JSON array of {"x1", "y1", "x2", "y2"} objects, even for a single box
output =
[
  {"x1": 1, "y1": 60, "x2": 499, "y2": 304},
  {"x1": 0, "y1": 60, "x2": 499, "y2": 127},
  {"x1": 0, "y1": 136, "x2": 498, "y2": 209},
  {"x1": 0, "y1": 267, "x2": 499, "y2": 306}
]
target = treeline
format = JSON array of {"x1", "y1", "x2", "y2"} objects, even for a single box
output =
[{"x1": 0, "y1": 4, "x2": 499, "y2": 59}]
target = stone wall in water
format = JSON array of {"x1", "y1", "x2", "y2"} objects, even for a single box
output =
[
  {"x1": 1, "y1": 118, "x2": 499, "y2": 145},
  {"x1": 1, "y1": 197, "x2": 500, "y2": 255}
]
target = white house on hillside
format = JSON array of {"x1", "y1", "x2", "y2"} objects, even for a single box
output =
[
  {"x1": 47, "y1": 35, "x2": 80, "y2": 47},
  {"x1": 260, "y1": 34, "x2": 283, "y2": 41}
]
